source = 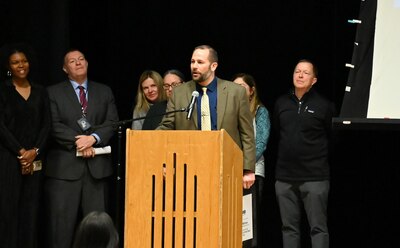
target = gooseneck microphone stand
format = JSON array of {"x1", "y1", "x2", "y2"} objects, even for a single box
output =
[{"x1": 91, "y1": 107, "x2": 187, "y2": 241}]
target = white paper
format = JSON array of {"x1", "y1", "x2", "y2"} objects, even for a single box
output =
[
  {"x1": 76, "y1": 146, "x2": 112, "y2": 157},
  {"x1": 242, "y1": 193, "x2": 253, "y2": 241}
]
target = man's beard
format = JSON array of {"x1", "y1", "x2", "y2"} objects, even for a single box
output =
[{"x1": 192, "y1": 73, "x2": 205, "y2": 83}]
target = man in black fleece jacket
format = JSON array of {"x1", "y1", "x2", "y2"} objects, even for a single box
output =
[{"x1": 273, "y1": 59, "x2": 335, "y2": 248}]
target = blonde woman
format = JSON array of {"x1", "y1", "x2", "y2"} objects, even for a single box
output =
[{"x1": 132, "y1": 70, "x2": 167, "y2": 130}]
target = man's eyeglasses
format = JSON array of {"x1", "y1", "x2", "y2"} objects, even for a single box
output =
[{"x1": 163, "y1": 82, "x2": 182, "y2": 90}]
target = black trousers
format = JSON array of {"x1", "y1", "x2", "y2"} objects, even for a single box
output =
[
  {"x1": 44, "y1": 164, "x2": 108, "y2": 248},
  {"x1": 243, "y1": 175, "x2": 265, "y2": 248}
]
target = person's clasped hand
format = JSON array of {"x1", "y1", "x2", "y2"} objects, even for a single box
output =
[
  {"x1": 75, "y1": 135, "x2": 96, "y2": 158},
  {"x1": 18, "y1": 148, "x2": 37, "y2": 175}
]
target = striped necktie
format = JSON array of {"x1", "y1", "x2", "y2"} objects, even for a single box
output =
[{"x1": 78, "y1": 86, "x2": 87, "y2": 115}]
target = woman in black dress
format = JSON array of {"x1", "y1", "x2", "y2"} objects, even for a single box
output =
[{"x1": 0, "y1": 43, "x2": 51, "y2": 248}]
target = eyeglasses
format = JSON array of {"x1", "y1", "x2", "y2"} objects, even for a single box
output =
[{"x1": 163, "y1": 82, "x2": 182, "y2": 90}]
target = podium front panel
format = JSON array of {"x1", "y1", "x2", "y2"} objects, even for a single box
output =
[{"x1": 124, "y1": 130, "x2": 243, "y2": 248}]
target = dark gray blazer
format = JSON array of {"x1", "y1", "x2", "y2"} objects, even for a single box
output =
[
  {"x1": 46, "y1": 80, "x2": 119, "y2": 180},
  {"x1": 158, "y1": 78, "x2": 256, "y2": 171}
]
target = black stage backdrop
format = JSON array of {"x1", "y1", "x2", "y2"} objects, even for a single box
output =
[{"x1": 3, "y1": 1, "x2": 399, "y2": 247}]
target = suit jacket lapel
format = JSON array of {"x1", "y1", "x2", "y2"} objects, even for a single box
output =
[
  {"x1": 187, "y1": 82, "x2": 199, "y2": 129},
  {"x1": 217, "y1": 79, "x2": 228, "y2": 129},
  {"x1": 63, "y1": 81, "x2": 83, "y2": 116},
  {"x1": 86, "y1": 81, "x2": 95, "y2": 118}
]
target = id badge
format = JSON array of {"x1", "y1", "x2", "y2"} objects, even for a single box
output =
[{"x1": 77, "y1": 117, "x2": 91, "y2": 132}]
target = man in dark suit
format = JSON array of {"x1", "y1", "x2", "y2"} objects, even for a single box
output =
[
  {"x1": 157, "y1": 45, "x2": 256, "y2": 189},
  {"x1": 45, "y1": 49, "x2": 119, "y2": 248}
]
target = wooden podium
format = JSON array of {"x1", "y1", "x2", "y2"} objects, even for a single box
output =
[{"x1": 124, "y1": 130, "x2": 243, "y2": 248}]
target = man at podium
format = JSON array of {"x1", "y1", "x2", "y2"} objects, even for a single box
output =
[{"x1": 157, "y1": 44, "x2": 256, "y2": 189}]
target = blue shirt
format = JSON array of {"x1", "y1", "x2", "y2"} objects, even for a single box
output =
[{"x1": 196, "y1": 77, "x2": 218, "y2": 130}]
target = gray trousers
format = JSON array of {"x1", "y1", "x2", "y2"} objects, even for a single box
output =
[{"x1": 275, "y1": 180, "x2": 330, "y2": 248}]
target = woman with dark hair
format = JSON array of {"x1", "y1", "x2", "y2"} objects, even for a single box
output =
[
  {"x1": 0, "y1": 42, "x2": 51, "y2": 247},
  {"x1": 72, "y1": 211, "x2": 119, "y2": 248}
]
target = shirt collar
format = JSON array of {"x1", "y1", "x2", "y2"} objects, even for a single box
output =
[
  {"x1": 70, "y1": 80, "x2": 88, "y2": 90},
  {"x1": 196, "y1": 77, "x2": 218, "y2": 92}
]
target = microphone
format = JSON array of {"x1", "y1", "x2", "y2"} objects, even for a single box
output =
[{"x1": 186, "y1": 91, "x2": 199, "y2": 120}]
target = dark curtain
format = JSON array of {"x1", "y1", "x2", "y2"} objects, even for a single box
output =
[{"x1": 8, "y1": 1, "x2": 400, "y2": 248}]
